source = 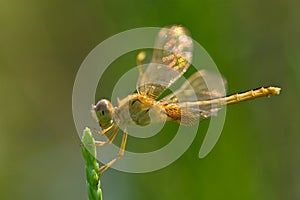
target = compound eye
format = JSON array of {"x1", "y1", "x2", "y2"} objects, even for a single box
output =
[{"x1": 94, "y1": 99, "x2": 113, "y2": 128}]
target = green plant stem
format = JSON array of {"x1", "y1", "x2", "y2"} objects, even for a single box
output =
[{"x1": 81, "y1": 127, "x2": 102, "y2": 200}]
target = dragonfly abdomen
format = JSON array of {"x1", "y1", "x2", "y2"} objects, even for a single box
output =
[
  {"x1": 164, "y1": 103, "x2": 181, "y2": 121},
  {"x1": 223, "y1": 87, "x2": 280, "y2": 105},
  {"x1": 164, "y1": 103, "x2": 197, "y2": 126}
]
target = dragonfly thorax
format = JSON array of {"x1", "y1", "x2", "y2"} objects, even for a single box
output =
[
  {"x1": 112, "y1": 94, "x2": 167, "y2": 128},
  {"x1": 128, "y1": 98, "x2": 152, "y2": 126}
]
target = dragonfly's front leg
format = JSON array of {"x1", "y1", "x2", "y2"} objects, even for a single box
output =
[
  {"x1": 91, "y1": 123, "x2": 115, "y2": 136},
  {"x1": 94, "y1": 125, "x2": 119, "y2": 146},
  {"x1": 99, "y1": 128, "x2": 128, "y2": 174}
]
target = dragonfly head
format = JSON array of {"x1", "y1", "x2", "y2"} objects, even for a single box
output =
[{"x1": 93, "y1": 99, "x2": 113, "y2": 129}]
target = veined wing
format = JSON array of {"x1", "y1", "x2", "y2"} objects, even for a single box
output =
[
  {"x1": 162, "y1": 70, "x2": 227, "y2": 126},
  {"x1": 169, "y1": 86, "x2": 280, "y2": 126},
  {"x1": 164, "y1": 100, "x2": 224, "y2": 126},
  {"x1": 137, "y1": 26, "x2": 193, "y2": 99},
  {"x1": 161, "y1": 70, "x2": 227, "y2": 103}
]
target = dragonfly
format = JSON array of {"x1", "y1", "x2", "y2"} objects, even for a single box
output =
[{"x1": 92, "y1": 26, "x2": 281, "y2": 174}]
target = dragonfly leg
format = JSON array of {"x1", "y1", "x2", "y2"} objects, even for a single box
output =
[
  {"x1": 91, "y1": 124, "x2": 115, "y2": 136},
  {"x1": 94, "y1": 125, "x2": 119, "y2": 146},
  {"x1": 99, "y1": 129, "x2": 128, "y2": 174}
]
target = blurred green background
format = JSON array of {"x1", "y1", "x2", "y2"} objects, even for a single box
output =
[{"x1": 1, "y1": 0, "x2": 299, "y2": 199}]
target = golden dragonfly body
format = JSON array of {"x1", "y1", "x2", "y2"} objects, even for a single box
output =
[{"x1": 92, "y1": 26, "x2": 281, "y2": 174}]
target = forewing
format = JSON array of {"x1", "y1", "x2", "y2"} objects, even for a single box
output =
[{"x1": 137, "y1": 26, "x2": 193, "y2": 99}]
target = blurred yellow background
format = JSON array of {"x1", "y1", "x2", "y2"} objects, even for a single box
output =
[{"x1": 0, "y1": 0, "x2": 299, "y2": 199}]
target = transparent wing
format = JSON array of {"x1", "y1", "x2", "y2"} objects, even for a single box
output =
[
  {"x1": 176, "y1": 101, "x2": 223, "y2": 125},
  {"x1": 161, "y1": 70, "x2": 227, "y2": 103},
  {"x1": 162, "y1": 70, "x2": 227, "y2": 126},
  {"x1": 137, "y1": 26, "x2": 193, "y2": 99}
]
